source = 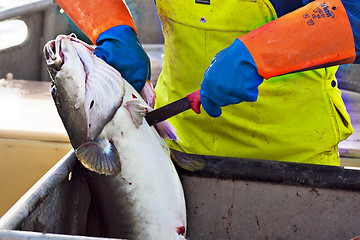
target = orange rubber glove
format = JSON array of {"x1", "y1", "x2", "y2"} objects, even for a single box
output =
[
  {"x1": 55, "y1": 0, "x2": 137, "y2": 45},
  {"x1": 238, "y1": 0, "x2": 356, "y2": 79}
]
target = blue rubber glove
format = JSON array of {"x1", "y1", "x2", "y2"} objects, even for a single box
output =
[
  {"x1": 200, "y1": 38, "x2": 264, "y2": 117},
  {"x1": 94, "y1": 25, "x2": 151, "y2": 92}
]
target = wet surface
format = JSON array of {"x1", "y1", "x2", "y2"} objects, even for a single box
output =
[
  {"x1": 0, "y1": 79, "x2": 51, "y2": 99},
  {"x1": 0, "y1": 79, "x2": 67, "y2": 141}
]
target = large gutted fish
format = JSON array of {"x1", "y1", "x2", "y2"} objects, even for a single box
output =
[{"x1": 43, "y1": 34, "x2": 186, "y2": 239}]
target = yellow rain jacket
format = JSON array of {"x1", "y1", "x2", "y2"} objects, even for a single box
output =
[{"x1": 154, "y1": 0, "x2": 353, "y2": 165}]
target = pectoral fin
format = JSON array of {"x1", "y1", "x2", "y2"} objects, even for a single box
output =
[
  {"x1": 76, "y1": 139, "x2": 121, "y2": 175},
  {"x1": 140, "y1": 80, "x2": 156, "y2": 108},
  {"x1": 125, "y1": 99, "x2": 148, "y2": 128},
  {"x1": 155, "y1": 120, "x2": 179, "y2": 141}
]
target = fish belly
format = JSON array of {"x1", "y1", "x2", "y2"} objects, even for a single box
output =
[
  {"x1": 117, "y1": 126, "x2": 186, "y2": 239},
  {"x1": 88, "y1": 107, "x2": 186, "y2": 240}
]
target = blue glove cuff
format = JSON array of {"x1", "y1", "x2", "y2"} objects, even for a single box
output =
[
  {"x1": 200, "y1": 38, "x2": 263, "y2": 117},
  {"x1": 94, "y1": 25, "x2": 151, "y2": 92}
]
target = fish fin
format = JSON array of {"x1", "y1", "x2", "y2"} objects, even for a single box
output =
[
  {"x1": 155, "y1": 120, "x2": 179, "y2": 141},
  {"x1": 125, "y1": 99, "x2": 148, "y2": 128},
  {"x1": 140, "y1": 80, "x2": 156, "y2": 108},
  {"x1": 170, "y1": 152, "x2": 206, "y2": 172},
  {"x1": 76, "y1": 139, "x2": 121, "y2": 175}
]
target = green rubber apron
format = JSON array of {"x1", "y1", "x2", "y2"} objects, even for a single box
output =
[{"x1": 154, "y1": 0, "x2": 353, "y2": 165}]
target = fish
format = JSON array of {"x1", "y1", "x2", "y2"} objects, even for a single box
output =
[{"x1": 43, "y1": 34, "x2": 187, "y2": 240}]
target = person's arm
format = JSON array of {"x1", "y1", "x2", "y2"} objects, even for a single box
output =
[
  {"x1": 55, "y1": 0, "x2": 150, "y2": 92},
  {"x1": 201, "y1": 0, "x2": 357, "y2": 117}
]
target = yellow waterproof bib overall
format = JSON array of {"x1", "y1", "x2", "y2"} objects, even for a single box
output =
[{"x1": 155, "y1": 0, "x2": 353, "y2": 165}]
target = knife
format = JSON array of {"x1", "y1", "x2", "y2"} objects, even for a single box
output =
[{"x1": 145, "y1": 89, "x2": 201, "y2": 126}]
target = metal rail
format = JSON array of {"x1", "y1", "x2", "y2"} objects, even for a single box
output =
[
  {"x1": 0, "y1": 150, "x2": 76, "y2": 230},
  {"x1": 0, "y1": 0, "x2": 53, "y2": 21},
  {"x1": 0, "y1": 230, "x2": 122, "y2": 240}
]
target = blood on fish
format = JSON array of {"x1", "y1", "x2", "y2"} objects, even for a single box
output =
[
  {"x1": 153, "y1": 125, "x2": 161, "y2": 136},
  {"x1": 132, "y1": 93, "x2": 137, "y2": 99},
  {"x1": 121, "y1": 177, "x2": 132, "y2": 185},
  {"x1": 176, "y1": 226, "x2": 185, "y2": 236}
]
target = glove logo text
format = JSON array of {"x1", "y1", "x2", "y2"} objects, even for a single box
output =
[{"x1": 303, "y1": 3, "x2": 336, "y2": 26}]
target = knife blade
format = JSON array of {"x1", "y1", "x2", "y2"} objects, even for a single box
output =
[{"x1": 145, "y1": 89, "x2": 201, "y2": 126}]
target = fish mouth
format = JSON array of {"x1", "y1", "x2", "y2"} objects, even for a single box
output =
[
  {"x1": 44, "y1": 34, "x2": 94, "y2": 77},
  {"x1": 44, "y1": 37, "x2": 64, "y2": 72},
  {"x1": 44, "y1": 34, "x2": 95, "y2": 99}
]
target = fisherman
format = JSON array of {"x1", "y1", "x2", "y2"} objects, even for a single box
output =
[{"x1": 55, "y1": 0, "x2": 359, "y2": 166}]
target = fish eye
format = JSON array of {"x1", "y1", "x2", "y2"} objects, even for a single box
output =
[
  {"x1": 51, "y1": 86, "x2": 56, "y2": 95},
  {"x1": 89, "y1": 100, "x2": 94, "y2": 109}
]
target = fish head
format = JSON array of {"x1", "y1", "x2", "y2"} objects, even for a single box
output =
[{"x1": 43, "y1": 35, "x2": 125, "y2": 148}]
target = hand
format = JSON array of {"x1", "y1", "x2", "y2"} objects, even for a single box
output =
[
  {"x1": 94, "y1": 25, "x2": 151, "y2": 92},
  {"x1": 200, "y1": 38, "x2": 264, "y2": 117}
]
